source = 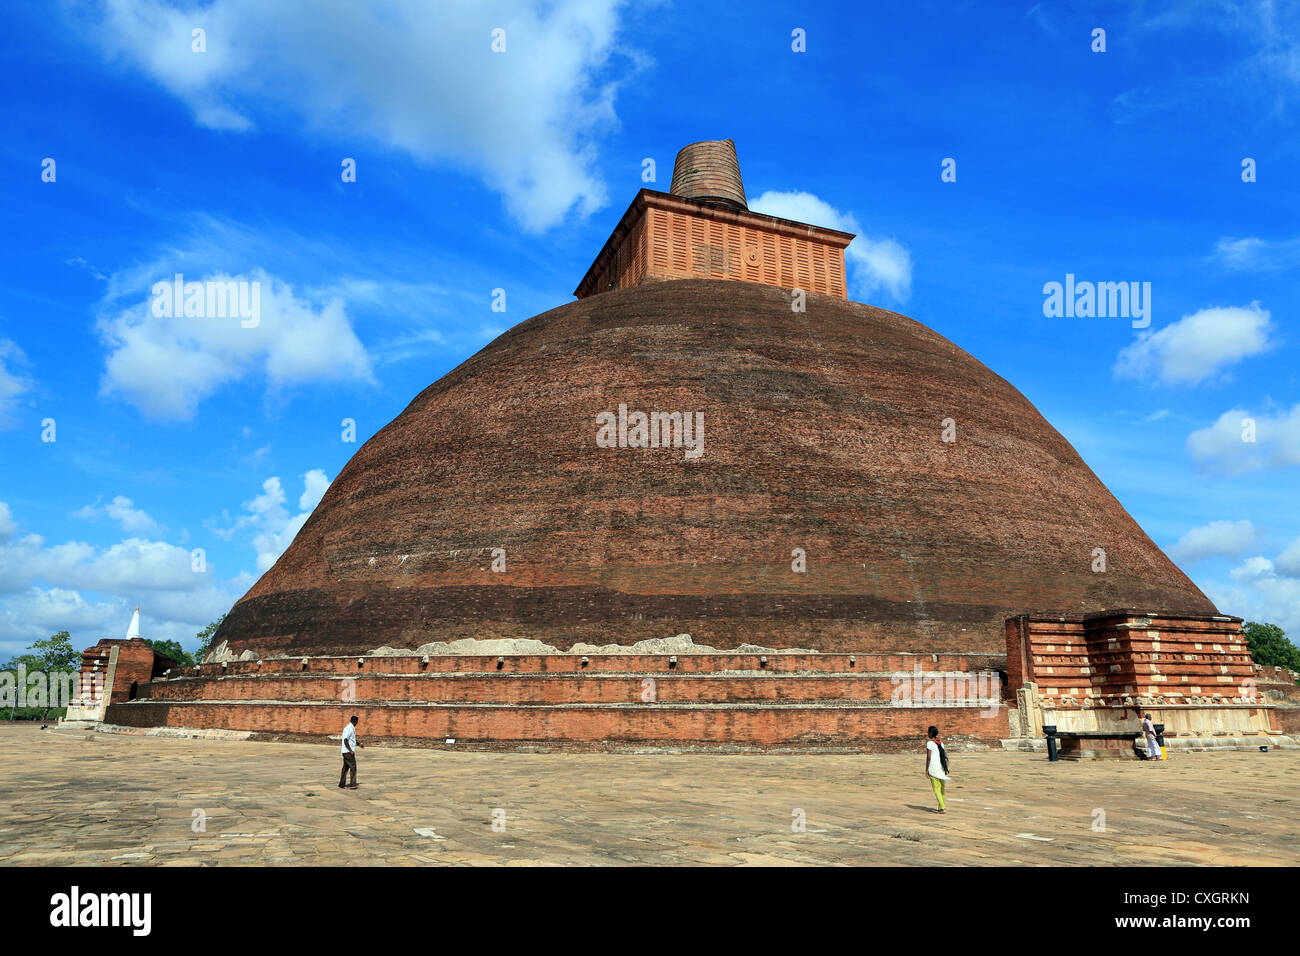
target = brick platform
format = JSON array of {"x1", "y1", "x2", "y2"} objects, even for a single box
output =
[{"x1": 103, "y1": 651, "x2": 1009, "y2": 752}]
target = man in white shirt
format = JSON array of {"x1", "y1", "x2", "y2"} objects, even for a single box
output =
[
  {"x1": 339, "y1": 715, "x2": 362, "y2": 788},
  {"x1": 1141, "y1": 713, "x2": 1161, "y2": 761}
]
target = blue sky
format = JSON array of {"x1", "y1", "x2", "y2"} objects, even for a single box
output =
[{"x1": 1, "y1": 0, "x2": 1298, "y2": 659}]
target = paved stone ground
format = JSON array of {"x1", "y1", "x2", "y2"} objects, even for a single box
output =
[{"x1": 2, "y1": 724, "x2": 1296, "y2": 866}]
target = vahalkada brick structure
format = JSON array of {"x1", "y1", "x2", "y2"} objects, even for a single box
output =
[
  {"x1": 87, "y1": 140, "x2": 1291, "y2": 752},
  {"x1": 1004, "y1": 610, "x2": 1282, "y2": 747},
  {"x1": 65, "y1": 637, "x2": 176, "y2": 722}
]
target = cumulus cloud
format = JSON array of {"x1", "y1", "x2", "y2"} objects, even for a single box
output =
[
  {"x1": 0, "y1": 534, "x2": 208, "y2": 596},
  {"x1": 1186, "y1": 404, "x2": 1300, "y2": 474},
  {"x1": 97, "y1": 269, "x2": 373, "y2": 420},
  {"x1": 1275, "y1": 537, "x2": 1300, "y2": 578},
  {"x1": 0, "y1": 339, "x2": 34, "y2": 430},
  {"x1": 1167, "y1": 519, "x2": 1260, "y2": 564},
  {"x1": 749, "y1": 190, "x2": 913, "y2": 302},
  {"x1": 85, "y1": 0, "x2": 637, "y2": 231},
  {"x1": 0, "y1": 588, "x2": 122, "y2": 649},
  {"x1": 0, "y1": 499, "x2": 237, "y2": 659},
  {"x1": 1114, "y1": 303, "x2": 1272, "y2": 386},
  {"x1": 1200, "y1": 534, "x2": 1300, "y2": 634},
  {"x1": 1205, "y1": 554, "x2": 1300, "y2": 635},
  {"x1": 75, "y1": 495, "x2": 165, "y2": 536},
  {"x1": 210, "y1": 470, "x2": 331, "y2": 573}
]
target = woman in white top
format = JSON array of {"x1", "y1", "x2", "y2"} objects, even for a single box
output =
[{"x1": 925, "y1": 725, "x2": 951, "y2": 813}]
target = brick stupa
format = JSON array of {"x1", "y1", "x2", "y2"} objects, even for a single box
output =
[
  {"x1": 213, "y1": 139, "x2": 1214, "y2": 658},
  {"x1": 92, "y1": 141, "x2": 1289, "y2": 751}
]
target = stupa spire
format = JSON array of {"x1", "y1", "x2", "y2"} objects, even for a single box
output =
[
  {"x1": 669, "y1": 139, "x2": 747, "y2": 209},
  {"x1": 575, "y1": 138, "x2": 853, "y2": 299}
]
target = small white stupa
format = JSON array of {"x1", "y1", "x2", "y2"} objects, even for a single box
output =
[{"x1": 125, "y1": 605, "x2": 141, "y2": 641}]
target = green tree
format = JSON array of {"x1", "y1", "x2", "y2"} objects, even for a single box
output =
[
  {"x1": 30, "y1": 631, "x2": 80, "y2": 673},
  {"x1": 29, "y1": 631, "x2": 80, "y2": 720},
  {"x1": 1243, "y1": 621, "x2": 1300, "y2": 672},
  {"x1": 194, "y1": 615, "x2": 225, "y2": 663},
  {"x1": 144, "y1": 639, "x2": 194, "y2": 668},
  {"x1": 3, "y1": 632, "x2": 79, "y2": 720},
  {"x1": 2, "y1": 653, "x2": 41, "y2": 720}
]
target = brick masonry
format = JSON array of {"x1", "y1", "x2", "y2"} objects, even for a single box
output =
[
  {"x1": 103, "y1": 651, "x2": 1010, "y2": 752},
  {"x1": 575, "y1": 191, "x2": 852, "y2": 299},
  {"x1": 1005, "y1": 609, "x2": 1283, "y2": 739},
  {"x1": 71, "y1": 638, "x2": 175, "y2": 708},
  {"x1": 209, "y1": 279, "x2": 1217, "y2": 661}
]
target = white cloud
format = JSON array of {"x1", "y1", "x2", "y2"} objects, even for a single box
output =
[
  {"x1": 0, "y1": 339, "x2": 34, "y2": 430},
  {"x1": 1114, "y1": 303, "x2": 1272, "y2": 386},
  {"x1": 1187, "y1": 404, "x2": 1300, "y2": 474},
  {"x1": 0, "y1": 499, "x2": 238, "y2": 660},
  {"x1": 211, "y1": 470, "x2": 331, "y2": 573},
  {"x1": 86, "y1": 0, "x2": 638, "y2": 231},
  {"x1": 0, "y1": 534, "x2": 208, "y2": 596},
  {"x1": 1276, "y1": 537, "x2": 1300, "y2": 578},
  {"x1": 299, "y1": 469, "x2": 330, "y2": 512},
  {"x1": 1201, "y1": 533, "x2": 1300, "y2": 635},
  {"x1": 749, "y1": 190, "x2": 913, "y2": 302},
  {"x1": 0, "y1": 588, "x2": 121, "y2": 649},
  {"x1": 1118, "y1": 3, "x2": 1300, "y2": 121},
  {"x1": 1230, "y1": 555, "x2": 1276, "y2": 582},
  {"x1": 1167, "y1": 519, "x2": 1259, "y2": 564},
  {"x1": 97, "y1": 269, "x2": 374, "y2": 420},
  {"x1": 75, "y1": 494, "x2": 165, "y2": 536},
  {"x1": 1205, "y1": 556, "x2": 1300, "y2": 636},
  {"x1": 0, "y1": 502, "x2": 15, "y2": 542},
  {"x1": 1210, "y1": 236, "x2": 1300, "y2": 271}
]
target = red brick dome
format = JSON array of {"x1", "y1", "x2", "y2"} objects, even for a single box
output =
[{"x1": 213, "y1": 279, "x2": 1215, "y2": 658}]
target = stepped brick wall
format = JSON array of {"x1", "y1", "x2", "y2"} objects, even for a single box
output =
[
  {"x1": 1005, "y1": 610, "x2": 1278, "y2": 739},
  {"x1": 69, "y1": 638, "x2": 175, "y2": 711},
  {"x1": 103, "y1": 651, "x2": 1009, "y2": 753},
  {"x1": 1256, "y1": 665, "x2": 1300, "y2": 734},
  {"x1": 1007, "y1": 610, "x2": 1256, "y2": 706}
]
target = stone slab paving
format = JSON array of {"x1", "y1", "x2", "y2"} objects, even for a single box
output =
[{"x1": 1, "y1": 724, "x2": 1296, "y2": 866}]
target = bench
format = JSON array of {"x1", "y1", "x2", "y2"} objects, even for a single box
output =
[{"x1": 1043, "y1": 724, "x2": 1164, "y2": 761}]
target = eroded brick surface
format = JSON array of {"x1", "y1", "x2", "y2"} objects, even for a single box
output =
[{"x1": 212, "y1": 279, "x2": 1215, "y2": 660}]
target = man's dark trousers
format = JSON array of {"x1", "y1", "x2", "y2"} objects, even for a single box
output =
[{"x1": 340, "y1": 752, "x2": 357, "y2": 787}]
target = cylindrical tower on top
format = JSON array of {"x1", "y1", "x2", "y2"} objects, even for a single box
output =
[{"x1": 669, "y1": 139, "x2": 747, "y2": 209}]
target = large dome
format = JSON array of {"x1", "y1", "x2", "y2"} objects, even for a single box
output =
[{"x1": 213, "y1": 278, "x2": 1215, "y2": 658}]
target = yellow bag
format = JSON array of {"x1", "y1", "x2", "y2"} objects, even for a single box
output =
[{"x1": 1159, "y1": 746, "x2": 1167, "y2": 760}]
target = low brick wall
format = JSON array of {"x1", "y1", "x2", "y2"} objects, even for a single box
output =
[
  {"x1": 142, "y1": 672, "x2": 1008, "y2": 705},
  {"x1": 106, "y1": 650, "x2": 1009, "y2": 751},
  {"x1": 105, "y1": 698, "x2": 1006, "y2": 751},
  {"x1": 191, "y1": 651, "x2": 1005, "y2": 678}
]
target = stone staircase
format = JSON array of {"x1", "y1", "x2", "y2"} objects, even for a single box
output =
[{"x1": 103, "y1": 651, "x2": 1009, "y2": 753}]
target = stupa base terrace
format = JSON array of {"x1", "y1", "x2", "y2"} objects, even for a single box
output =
[
  {"x1": 76, "y1": 610, "x2": 1296, "y2": 755},
  {"x1": 101, "y1": 648, "x2": 1009, "y2": 753}
]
